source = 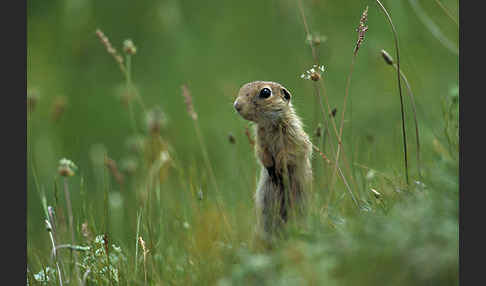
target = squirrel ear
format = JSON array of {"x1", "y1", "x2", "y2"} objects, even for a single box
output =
[{"x1": 281, "y1": 88, "x2": 291, "y2": 101}]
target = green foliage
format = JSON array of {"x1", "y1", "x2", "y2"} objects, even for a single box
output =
[{"x1": 79, "y1": 235, "x2": 127, "y2": 284}]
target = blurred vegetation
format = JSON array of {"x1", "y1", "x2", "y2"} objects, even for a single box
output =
[{"x1": 27, "y1": 0, "x2": 458, "y2": 285}]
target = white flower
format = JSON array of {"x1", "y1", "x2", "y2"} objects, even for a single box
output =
[{"x1": 300, "y1": 64, "x2": 326, "y2": 81}]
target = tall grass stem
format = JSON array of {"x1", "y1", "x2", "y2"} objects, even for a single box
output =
[
  {"x1": 63, "y1": 177, "x2": 81, "y2": 284},
  {"x1": 376, "y1": 0, "x2": 409, "y2": 186}
]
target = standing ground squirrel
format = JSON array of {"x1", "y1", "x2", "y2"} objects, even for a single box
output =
[{"x1": 234, "y1": 81, "x2": 313, "y2": 239}]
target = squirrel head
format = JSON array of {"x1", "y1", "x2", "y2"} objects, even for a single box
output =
[{"x1": 234, "y1": 81, "x2": 292, "y2": 124}]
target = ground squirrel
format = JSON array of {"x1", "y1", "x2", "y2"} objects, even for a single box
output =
[{"x1": 234, "y1": 81, "x2": 313, "y2": 240}]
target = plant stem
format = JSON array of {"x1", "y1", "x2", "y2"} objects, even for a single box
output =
[
  {"x1": 297, "y1": 0, "x2": 360, "y2": 208},
  {"x1": 135, "y1": 209, "x2": 142, "y2": 276},
  {"x1": 192, "y1": 119, "x2": 232, "y2": 241},
  {"x1": 393, "y1": 64, "x2": 422, "y2": 179},
  {"x1": 63, "y1": 177, "x2": 81, "y2": 284},
  {"x1": 434, "y1": 0, "x2": 458, "y2": 27},
  {"x1": 125, "y1": 54, "x2": 139, "y2": 135},
  {"x1": 297, "y1": 0, "x2": 318, "y2": 64},
  {"x1": 331, "y1": 54, "x2": 357, "y2": 194},
  {"x1": 376, "y1": 0, "x2": 409, "y2": 186},
  {"x1": 45, "y1": 219, "x2": 63, "y2": 286},
  {"x1": 312, "y1": 145, "x2": 359, "y2": 209}
]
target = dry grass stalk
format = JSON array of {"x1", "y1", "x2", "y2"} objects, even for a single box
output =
[
  {"x1": 139, "y1": 236, "x2": 149, "y2": 285},
  {"x1": 181, "y1": 85, "x2": 198, "y2": 121},
  {"x1": 181, "y1": 84, "x2": 232, "y2": 241},
  {"x1": 45, "y1": 219, "x2": 63, "y2": 286},
  {"x1": 95, "y1": 29, "x2": 126, "y2": 73},
  {"x1": 297, "y1": 0, "x2": 361, "y2": 209},
  {"x1": 354, "y1": 6, "x2": 369, "y2": 55},
  {"x1": 329, "y1": 6, "x2": 369, "y2": 206}
]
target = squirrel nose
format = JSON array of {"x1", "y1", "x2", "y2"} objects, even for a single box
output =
[{"x1": 234, "y1": 100, "x2": 242, "y2": 112}]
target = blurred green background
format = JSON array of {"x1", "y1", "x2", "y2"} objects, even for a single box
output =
[{"x1": 27, "y1": 0, "x2": 458, "y2": 284}]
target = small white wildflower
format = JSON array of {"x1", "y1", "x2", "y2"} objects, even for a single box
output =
[
  {"x1": 94, "y1": 234, "x2": 105, "y2": 245},
  {"x1": 58, "y1": 158, "x2": 78, "y2": 177},
  {"x1": 183, "y1": 222, "x2": 190, "y2": 229},
  {"x1": 300, "y1": 64, "x2": 326, "y2": 81},
  {"x1": 34, "y1": 267, "x2": 55, "y2": 282}
]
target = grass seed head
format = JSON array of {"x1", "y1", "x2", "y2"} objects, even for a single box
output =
[
  {"x1": 146, "y1": 106, "x2": 167, "y2": 135},
  {"x1": 181, "y1": 84, "x2": 198, "y2": 120},
  {"x1": 96, "y1": 29, "x2": 125, "y2": 73},
  {"x1": 381, "y1": 49, "x2": 394, "y2": 65},
  {"x1": 354, "y1": 6, "x2": 369, "y2": 55},
  {"x1": 58, "y1": 158, "x2": 77, "y2": 177},
  {"x1": 123, "y1": 39, "x2": 137, "y2": 55}
]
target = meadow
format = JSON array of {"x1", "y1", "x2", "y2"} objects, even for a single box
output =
[{"x1": 27, "y1": 0, "x2": 459, "y2": 285}]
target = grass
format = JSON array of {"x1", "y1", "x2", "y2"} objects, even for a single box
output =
[{"x1": 27, "y1": 0, "x2": 458, "y2": 285}]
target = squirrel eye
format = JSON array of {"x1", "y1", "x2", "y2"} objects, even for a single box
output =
[{"x1": 259, "y1": 88, "x2": 272, "y2": 99}]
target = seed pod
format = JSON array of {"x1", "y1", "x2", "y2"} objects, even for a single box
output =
[{"x1": 381, "y1": 49, "x2": 394, "y2": 65}]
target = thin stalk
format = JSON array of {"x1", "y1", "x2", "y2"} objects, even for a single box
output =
[
  {"x1": 376, "y1": 0, "x2": 409, "y2": 186},
  {"x1": 63, "y1": 178, "x2": 81, "y2": 284},
  {"x1": 28, "y1": 110, "x2": 48, "y2": 219},
  {"x1": 135, "y1": 209, "x2": 142, "y2": 276},
  {"x1": 124, "y1": 54, "x2": 147, "y2": 114},
  {"x1": 312, "y1": 145, "x2": 359, "y2": 209},
  {"x1": 393, "y1": 64, "x2": 422, "y2": 178},
  {"x1": 434, "y1": 0, "x2": 458, "y2": 27},
  {"x1": 316, "y1": 80, "x2": 360, "y2": 210},
  {"x1": 297, "y1": 0, "x2": 318, "y2": 64},
  {"x1": 297, "y1": 0, "x2": 322, "y2": 195},
  {"x1": 82, "y1": 268, "x2": 91, "y2": 286},
  {"x1": 55, "y1": 244, "x2": 90, "y2": 252},
  {"x1": 331, "y1": 54, "x2": 357, "y2": 194},
  {"x1": 311, "y1": 83, "x2": 325, "y2": 190},
  {"x1": 192, "y1": 119, "x2": 232, "y2": 241},
  {"x1": 125, "y1": 54, "x2": 139, "y2": 135},
  {"x1": 408, "y1": 0, "x2": 458, "y2": 55},
  {"x1": 103, "y1": 233, "x2": 113, "y2": 286},
  {"x1": 297, "y1": 0, "x2": 360, "y2": 207},
  {"x1": 45, "y1": 220, "x2": 63, "y2": 286}
]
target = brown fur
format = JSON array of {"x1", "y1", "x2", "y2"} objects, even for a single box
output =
[{"x1": 234, "y1": 81, "x2": 313, "y2": 240}]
